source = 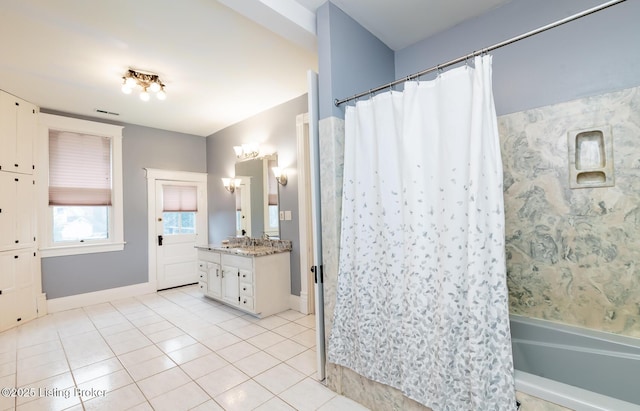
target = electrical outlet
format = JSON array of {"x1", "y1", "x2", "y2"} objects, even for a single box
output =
[
  {"x1": 279, "y1": 211, "x2": 285, "y2": 221},
  {"x1": 285, "y1": 210, "x2": 292, "y2": 221}
]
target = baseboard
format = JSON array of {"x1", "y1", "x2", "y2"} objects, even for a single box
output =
[
  {"x1": 47, "y1": 282, "x2": 155, "y2": 313},
  {"x1": 289, "y1": 294, "x2": 302, "y2": 313}
]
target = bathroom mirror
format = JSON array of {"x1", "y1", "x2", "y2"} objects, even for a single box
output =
[{"x1": 234, "y1": 154, "x2": 280, "y2": 238}]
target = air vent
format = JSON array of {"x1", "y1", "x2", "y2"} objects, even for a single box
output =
[{"x1": 95, "y1": 109, "x2": 120, "y2": 116}]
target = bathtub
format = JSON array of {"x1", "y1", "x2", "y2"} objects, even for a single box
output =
[{"x1": 510, "y1": 315, "x2": 640, "y2": 410}]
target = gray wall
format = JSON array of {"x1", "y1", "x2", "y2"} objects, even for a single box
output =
[
  {"x1": 317, "y1": 2, "x2": 394, "y2": 120},
  {"x1": 395, "y1": 0, "x2": 640, "y2": 116},
  {"x1": 41, "y1": 114, "x2": 206, "y2": 299},
  {"x1": 206, "y1": 94, "x2": 307, "y2": 296}
]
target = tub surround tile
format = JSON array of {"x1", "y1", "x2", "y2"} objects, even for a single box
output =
[
  {"x1": 500, "y1": 86, "x2": 640, "y2": 337},
  {"x1": 516, "y1": 392, "x2": 573, "y2": 411}
]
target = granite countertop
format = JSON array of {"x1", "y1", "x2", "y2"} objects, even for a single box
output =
[
  {"x1": 196, "y1": 237, "x2": 292, "y2": 257},
  {"x1": 196, "y1": 244, "x2": 290, "y2": 257}
]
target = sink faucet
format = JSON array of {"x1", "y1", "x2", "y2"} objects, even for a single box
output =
[{"x1": 262, "y1": 232, "x2": 271, "y2": 240}]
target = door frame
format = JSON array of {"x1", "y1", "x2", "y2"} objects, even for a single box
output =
[
  {"x1": 145, "y1": 168, "x2": 208, "y2": 291},
  {"x1": 296, "y1": 112, "x2": 314, "y2": 315}
]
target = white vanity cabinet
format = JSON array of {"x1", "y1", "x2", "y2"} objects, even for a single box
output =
[{"x1": 197, "y1": 248, "x2": 290, "y2": 318}]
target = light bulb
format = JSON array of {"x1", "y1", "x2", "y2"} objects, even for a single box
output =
[
  {"x1": 140, "y1": 89, "x2": 150, "y2": 101},
  {"x1": 156, "y1": 88, "x2": 166, "y2": 100},
  {"x1": 149, "y1": 81, "x2": 161, "y2": 93},
  {"x1": 125, "y1": 76, "x2": 137, "y2": 88},
  {"x1": 121, "y1": 84, "x2": 132, "y2": 94}
]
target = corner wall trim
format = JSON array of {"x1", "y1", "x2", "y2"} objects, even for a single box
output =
[{"x1": 46, "y1": 282, "x2": 155, "y2": 313}]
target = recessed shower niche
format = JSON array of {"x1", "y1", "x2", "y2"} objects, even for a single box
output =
[{"x1": 568, "y1": 125, "x2": 614, "y2": 188}]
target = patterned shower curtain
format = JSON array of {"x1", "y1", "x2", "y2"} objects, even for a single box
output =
[{"x1": 328, "y1": 56, "x2": 516, "y2": 411}]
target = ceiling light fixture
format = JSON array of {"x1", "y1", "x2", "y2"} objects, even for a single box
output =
[{"x1": 121, "y1": 69, "x2": 166, "y2": 101}]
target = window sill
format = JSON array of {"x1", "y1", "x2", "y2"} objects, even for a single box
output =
[{"x1": 40, "y1": 242, "x2": 126, "y2": 258}]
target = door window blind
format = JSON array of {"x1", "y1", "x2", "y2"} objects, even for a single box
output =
[
  {"x1": 163, "y1": 185, "x2": 197, "y2": 212},
  {"x1": 49, "y1": 130, "x2": 112, "y2": 206}
]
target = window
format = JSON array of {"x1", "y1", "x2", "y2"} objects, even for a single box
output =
[
  {"x1": 39, "y1": 114, "x2": 124, "y2": 257},
  {"x1": 162, "y1": 185, "x2": 197, "y2": 235}
]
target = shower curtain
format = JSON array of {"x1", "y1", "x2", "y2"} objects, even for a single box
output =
[{"x1": 328, "y1": 56, "x2": 516, "y2": 411}]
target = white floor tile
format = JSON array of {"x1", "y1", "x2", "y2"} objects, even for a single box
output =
[
  {"x1": 201, "y1": 332, "x2": 241, "y2": 351},
  {"x1": 166, "y1": 342, "x2": 211, "y2": 365},
  {"x1": 0, "y1": 285, "x2": 353, "y2": 411},
  {"x1": 195, "y1": 365, "x2": 249, "y2": 398},
  {"x1": 318, "y1": 395, "x2": 371, "y2": 410},
  {"x1": 126, "y1": 354, "x2": 176, "y2": 381},
  {"x1": 254, "y1": 363, "x2": 306, "y2": 395},
  {"x1": 83, "y1": 383, "x2": 146, "y2": 411},
  {"x1": 271, "y1": 322, "x2": 308, "y2": 339},
  {"x1": 279, "y1": 378, "x2": 336, "y2": 411},
  {"x1": 72, "y1": 357, "x2": 124, "y2": 385},
  {"x1": 246, "y1": 330, "x2": 287, "y2": 350},
  {"x1": 265, "y1": 339, "x2": 307, "y2": 361},
  {"x1": 189, "y1": 399, "x2": 225, "y2": 411},
  {"x1": 285, "y1": 349, "x2": 317, "y2": 376},
  {"x1": 136, "y1": 367, "x2": 191, "y2": 400},
  {"x1": 180, "y1": 352, "x2": 228, "y2": 380},
  {"x1": 254, "y1": 397, "x2": 297, "y2": 411},
  {"x1": 148, "y1": 381, "x2": 210, "y2": 411},
  {"x1": 233, "y1": 351, "x2": 280, "y2": 377},
  {"x1": 217, "y1": 341, "x2": 260, "y2": 363},
  {"x1": 75, "y1": 369, "x2": 132, "y2": 401},
  {"x1": 214, "y1": 379, "x2": 274, "y2": 411},
  {"x1": 156, "y1": 334, "x2": 197, "y2": 354}
]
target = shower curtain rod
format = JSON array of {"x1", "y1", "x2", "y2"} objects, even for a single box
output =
[{"x1": 334, "y1": 0, "x2": 627, "y2": 107}]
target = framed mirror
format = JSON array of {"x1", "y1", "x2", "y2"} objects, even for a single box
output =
[{"x1": 234, "y1": 154, "x2": 279, "y2": 238}]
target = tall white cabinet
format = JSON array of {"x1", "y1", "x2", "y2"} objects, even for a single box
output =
[{"x1": 0, "y1": 90, "x2": 41, "y2": 332}]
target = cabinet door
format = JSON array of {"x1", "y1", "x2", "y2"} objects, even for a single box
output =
[
  {"x1": 0, "y1": 249, "x2": 36, "y2": 331},
  {"x1": 207, "y1": 262, "x2": 222, "y2": 299},
  {"x1": 15, "y1": 175, "x2": 35, "y2": 245},
  {"x1": 0, "y1": 92, "x2": 17, "y2": 173},
  {"x1": 0, "y1": 173, "x2": 35, "y2": 249},
  {"x1": 221, "y1": 265, "x2": 239, "y2": 306},
  {"x1": 0, "y1": 173, "x2": 17, "y2": 249},
  {"x1": 0, "y1": 91, "x2": 36, "y2": 175},
  {"x1": 15, "y1": 98, "x2": 36, "y2": 175}
]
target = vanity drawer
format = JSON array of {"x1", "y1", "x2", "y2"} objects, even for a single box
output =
[
  {"x1": 239, "y1": 269, "x2": 252, "y2": 283},
  {"x1": 240, "y1": 282, "x2": 253, "y2": 297},
  {"x1": 222, "y1": 254, "x2": 252, "y2": 270},
  {"x1": 240, "y1": 296, "x2": 254, "y2": 310}
]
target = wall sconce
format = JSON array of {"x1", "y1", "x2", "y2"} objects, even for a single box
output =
[
  {"x1": 233, "y1": 143, "x2": 260, "y2": 159},
  {"x1": 221, "y1": 177, "x2": 241, "y2": 193},
  {"x1": 272, "y1": 167, "x2": 288, "y2": 186}
]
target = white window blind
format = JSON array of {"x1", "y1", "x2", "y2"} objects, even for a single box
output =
[
  {"x1": 163, "y1": 185, "x2": 197, "y2": 212},
  {"x1": 49, "y1": 130, "x2": 112, "y2": 206}
]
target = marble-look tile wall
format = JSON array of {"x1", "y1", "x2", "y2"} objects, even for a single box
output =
[{"x1": 500, "y1": 86, "x2": 640, "y2": 337}]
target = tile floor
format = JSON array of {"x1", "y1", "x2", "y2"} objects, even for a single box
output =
[{"x1": 0, "y1": 285, "x2": 368, "y2": 411}]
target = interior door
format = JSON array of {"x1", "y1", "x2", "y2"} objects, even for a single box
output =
[{"x1": 155, "y1": 180, "x2": 205, "y2": 290}]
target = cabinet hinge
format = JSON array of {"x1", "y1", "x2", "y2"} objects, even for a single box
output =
[
  {"x1": 0, "y1": 290, "x2": 2, "y2": 295},
  {"x1": 32, "y1": 165, "x2": 35, "y2": 170},
  {"x1": 237, "y1": 271, "x2": 240, "y2": 277},
  {"x1": 238, "y1": 296, "x2": 240, "y2": 302},
  {"x1": 33, "y1": 252, "x2": 36, "y2": 257}
]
